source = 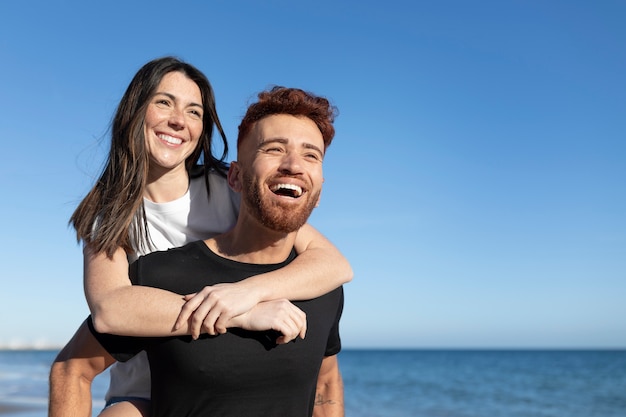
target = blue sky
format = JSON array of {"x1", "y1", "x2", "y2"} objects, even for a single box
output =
[{"x1": 1, "y1": 0, "x2": 624, "y2": 349}]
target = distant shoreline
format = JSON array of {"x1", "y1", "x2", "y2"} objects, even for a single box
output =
[
  {"x1": 1, "y1": 346, "x2": 625, "y2": 352},
  {"x1": 0, "y1": 403, "x2": 43, "y2": 415},
  {"x1": 0, "y1": 347, "x2": 63, "y2": 352},
  {"x1": 0, "y1": 345, "x2": 63, "y2": 351}
]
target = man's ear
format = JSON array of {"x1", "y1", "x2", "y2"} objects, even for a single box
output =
[
  {"x1": 228, "y1": 161, "x2": 242, "y2": 192},
  {"x1": 315, "y1": 179, "x2": 323, "y2": 207}
]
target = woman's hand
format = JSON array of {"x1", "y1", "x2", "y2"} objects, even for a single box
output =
[
  {"x1": 232, "y1": 299, "x2": 307, "y2": 344},
  {"x1": 176, "y1": 281, "x2": 263, "y2": 339},
  {"x1": 176, "y1": 284, "x2": 307, "y2": 343}
]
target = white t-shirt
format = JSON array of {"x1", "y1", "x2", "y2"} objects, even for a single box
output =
[{"x1": 105, "y1": 172, "x2": 240, "y2": 401}]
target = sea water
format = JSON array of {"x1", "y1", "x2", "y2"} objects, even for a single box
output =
[
  {"x1": 1, "y1": 349, "x2": 625, "y2": 416},
  {"x1": 341, "y1": 349, "x2": 626, "y2": 417}
]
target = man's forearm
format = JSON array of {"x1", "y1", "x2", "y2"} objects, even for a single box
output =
[
  {"x1": 314, "y1": 383, "x2": 344, "y2": 417},
  {"x1": 314, "y1": 388, "x2": 344, "y2": 417},
  {"x1": 314, "y1": 355, "x2": 345, "y2": 417},
  {"x1": 49, "y1": 358, "x2": 92, "y2": 417},
  {"x1": 48, "y1": 320, "x2": 116, "y2": 417}
]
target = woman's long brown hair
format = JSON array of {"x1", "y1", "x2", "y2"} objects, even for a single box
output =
[{"x1": 70, "y1": 57, "x2": 228, "y2": 257}]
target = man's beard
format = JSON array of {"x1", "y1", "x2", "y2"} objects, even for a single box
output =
[{"x1": 242, "y1": 173, "x2": 319, "y2": 233}]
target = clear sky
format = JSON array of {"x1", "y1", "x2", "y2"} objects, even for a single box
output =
[{"x1": 1, "y1": 0, "x2": 624, "y2": 349}]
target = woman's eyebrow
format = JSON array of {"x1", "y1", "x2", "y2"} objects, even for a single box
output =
[{"x1": 154, "y1": 91, "x2": 203, "y2": 109}]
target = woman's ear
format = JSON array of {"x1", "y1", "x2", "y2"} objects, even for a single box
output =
[{"x1": 228, "y1": 161, "x2": 242, "y2": 192}]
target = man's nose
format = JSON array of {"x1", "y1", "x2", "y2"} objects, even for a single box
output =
[{"x1": 279, "y1": 152, "x2": 304, "y2": 174}]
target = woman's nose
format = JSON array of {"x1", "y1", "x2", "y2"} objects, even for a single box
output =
[{"x1": 168, "y1": 107, "x2": 185, "y2": 129}]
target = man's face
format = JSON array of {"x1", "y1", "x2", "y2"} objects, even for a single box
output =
[{"x1": 230, "y1": 114, "x2": 325, "y2": 233}]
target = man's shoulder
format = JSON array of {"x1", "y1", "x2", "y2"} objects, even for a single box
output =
[
  {"x1": 139, "y1": 240, "x2": 205, "y2": 264},
  {"x1": 130, "y1": 241, "x2": 214, "y2": 291},
  {"x1": 132, "y1": 242, "x2": 208, "y2": 277}
]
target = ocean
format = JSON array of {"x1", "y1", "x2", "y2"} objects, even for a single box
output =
[{"x1": 0, "y1": 349, "x2": 625, "y2": 416}]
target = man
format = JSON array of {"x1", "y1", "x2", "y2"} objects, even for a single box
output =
[{"x1": 87, "y1": 86, "x2": 344, "y2": 417}]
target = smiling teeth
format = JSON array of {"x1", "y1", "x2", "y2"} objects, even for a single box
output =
[
  {"x1": 270, "y1": 183, "x2": 303, "y2": 197},
  {"x1": 158, "y1": 134, "x2": 183, "y2": 145}
]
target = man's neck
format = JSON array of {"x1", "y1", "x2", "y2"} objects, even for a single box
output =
[{"x1": 205, "y1": 215, "x2": 297, "y2": 264}]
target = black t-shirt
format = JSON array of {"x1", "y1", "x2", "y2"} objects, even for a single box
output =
[{"x1": 90, "y1": 240, "x2": 343, "y2": 417}]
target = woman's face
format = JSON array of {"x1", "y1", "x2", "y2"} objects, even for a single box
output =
[{"x1": 144, "y1": 71, "x2": 203, "y2": 175}]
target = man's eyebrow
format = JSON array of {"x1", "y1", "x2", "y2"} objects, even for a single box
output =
[
  {"x1": 303, "y1": 142, "x2": 324, "y2": 156},
  {"x1": 259, "y1": 137, "x2": 288, "y2": 146},
  {"x1": 154, "y1": 91, "x2": 203, "y2": 109},
  {"x1": 260, "y1": 138, "x2": 324, "y2": 155}
]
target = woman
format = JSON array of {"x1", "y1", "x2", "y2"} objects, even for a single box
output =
[{"x1": 49, "y1": 57, "x2": 352, "y2": 417}]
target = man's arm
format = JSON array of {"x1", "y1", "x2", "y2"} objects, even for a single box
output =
[
  {"x1": 49, "y1": 320, "x2": 116, "y2": 417},
  {"x1": 314, "y1": 355, "x2": 344, "y2": 417}
]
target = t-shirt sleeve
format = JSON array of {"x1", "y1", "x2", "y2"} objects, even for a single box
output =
[
  {"x1": 129, "y1": 257, "x2": 140, "y2": 285},
  {"x1": 86, "y1": 315, "x2": 150, "y2": 362},
  {"x1": 325, "y1": 287, "x2": 344, "y2": 357}
]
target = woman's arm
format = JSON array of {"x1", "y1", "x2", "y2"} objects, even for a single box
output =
[
  {"x1": 84, "y1": 245, "x2": 196, "y2": 336},
  {"x1": 87, "y1": 223, "x2": 351, "y2": 338},
  {"x1": 84, "y1": 243, "x2": 313, "y2": 342},
  {"x1": 178, "y1": 223, "x2": 352, "y2": 337}
]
